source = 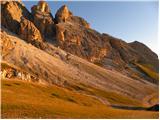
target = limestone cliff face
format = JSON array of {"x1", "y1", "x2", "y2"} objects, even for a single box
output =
[
  {"x1": 1, "y1": 1, "x2": 31, "y2": 34},
  {"x1": 1, "y1": 1, "x2": 44, "y2": 47}
]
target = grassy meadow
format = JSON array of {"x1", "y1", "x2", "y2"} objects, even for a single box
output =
[{"x1": 1, "y1": 79, "x2": 158, "y2": 119}]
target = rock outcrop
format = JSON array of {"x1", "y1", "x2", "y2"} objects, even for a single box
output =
[
  {"x1": 19, "y1": 17, "x2": 43, "y2": 43},
  {"x1": 55, "y1": 24, "x2": 65, "y2": 43},
  {"x1": 55, "y1": 5, "x2": 90, "y2": 28},
  {"x1": 1, "y1": 1, "x2": 31, "y2": 34},
  {"x1": 31, "y1": 1, "x2": 56, "y2": 39}
]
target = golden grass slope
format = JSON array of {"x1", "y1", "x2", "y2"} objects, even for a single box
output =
[{"x1": 1, "y1": 79, "x2": 159, "y2": 119}]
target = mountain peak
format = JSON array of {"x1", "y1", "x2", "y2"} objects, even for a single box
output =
[
  {"x1": 55, "y1": 4, "x2": 73, "y2": 23},
  {"x1": 31, "y1": 0, "x2": 55, "y2": 39},
  {"x1": 31, "y1": 0, "x2": 51, "y2": 14}
]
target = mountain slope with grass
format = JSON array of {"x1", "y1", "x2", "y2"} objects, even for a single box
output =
[
  {"x1": 1, "y1": 1, "x2": 159, "y2": 119},
  {"x1": 1, "y1": 80, "x2": 159, "y2": 119}
]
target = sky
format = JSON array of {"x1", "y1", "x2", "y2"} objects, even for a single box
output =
[{"x1": 23, "y1": 0, "x2": 159, "y2": 54}]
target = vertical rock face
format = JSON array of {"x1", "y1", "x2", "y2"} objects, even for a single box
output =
[
  {"x1": 1, "y1": 1, "x2": 31, "y2": 34},
  {"x1": 19, "y1": 17, "x2": 43, "y2": 43},
  {"x1": 31, "y1": 1, "x2": 55, "y2": 39}
]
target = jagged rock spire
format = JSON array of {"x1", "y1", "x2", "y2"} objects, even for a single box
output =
[
  {"x1": 31, "y1": 0, "x2": 51, "y2": 14},
  {"x1": 55, "y1": 5, "x2": 73, "y2": 23},
  {"x1": 31, "y1": 0, "x2": 55, "y2": 39}
]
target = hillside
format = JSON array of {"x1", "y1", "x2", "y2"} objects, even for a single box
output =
[
  {"x1": 1, "y1": 28, "x2": 158, "y2": 104},
  {"x1": 1, "y1": 1, "x2": 158, "y2": 84},
  {"x1": 1, "y1": 1, "x2": 159, "y2": 119},
  {"x1": 1, "y1": 80, "x2": 159, "y2": 119}
]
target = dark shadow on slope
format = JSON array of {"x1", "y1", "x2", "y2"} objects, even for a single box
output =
[
  {"x1": 4, "y1": 83, "x2": 12, "y2": 86},
  {"x1": 112, "y1": 104, "x2": 159, "y2": 112},
  {"x1": 147, "y1": 104, "x2": 159, "y2": 111}
]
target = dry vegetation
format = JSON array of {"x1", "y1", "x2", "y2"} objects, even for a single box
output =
[{"x1": 1, "y1": 79, "x2": 159, "y2": 119}]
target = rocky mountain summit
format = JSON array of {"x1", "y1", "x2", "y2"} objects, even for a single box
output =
[{"x1": 1, "y1": 1, "x2": 159, "y2": 84}]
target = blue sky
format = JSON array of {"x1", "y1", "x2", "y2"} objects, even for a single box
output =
[{"x1": 23, "y1": 0, "x2": 159, "y2": 54}]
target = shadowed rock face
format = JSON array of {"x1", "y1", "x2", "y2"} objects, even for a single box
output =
[{"x1": 129, "y1": 41, "x2": 159, "y2": 72}]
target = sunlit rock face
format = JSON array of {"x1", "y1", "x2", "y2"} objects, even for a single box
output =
[
  {"x1": 37, "y1": 1, "x2": 50, "y2": 13},
  {"x1": 55, "y1": 24, "x2": 65, "y2": 44},
  {"x1": 19, "y1": 17, "x2": 43, "y2": 43},
  {"x1": 1, "y1": 1, "x2": 31, "y2": 34},
  {"x1": 55, "y1": 5, "x2": 90, "y2": 28},
  {"x1": 31, "y1": 1, "x2": 56, "y2": 39}
]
